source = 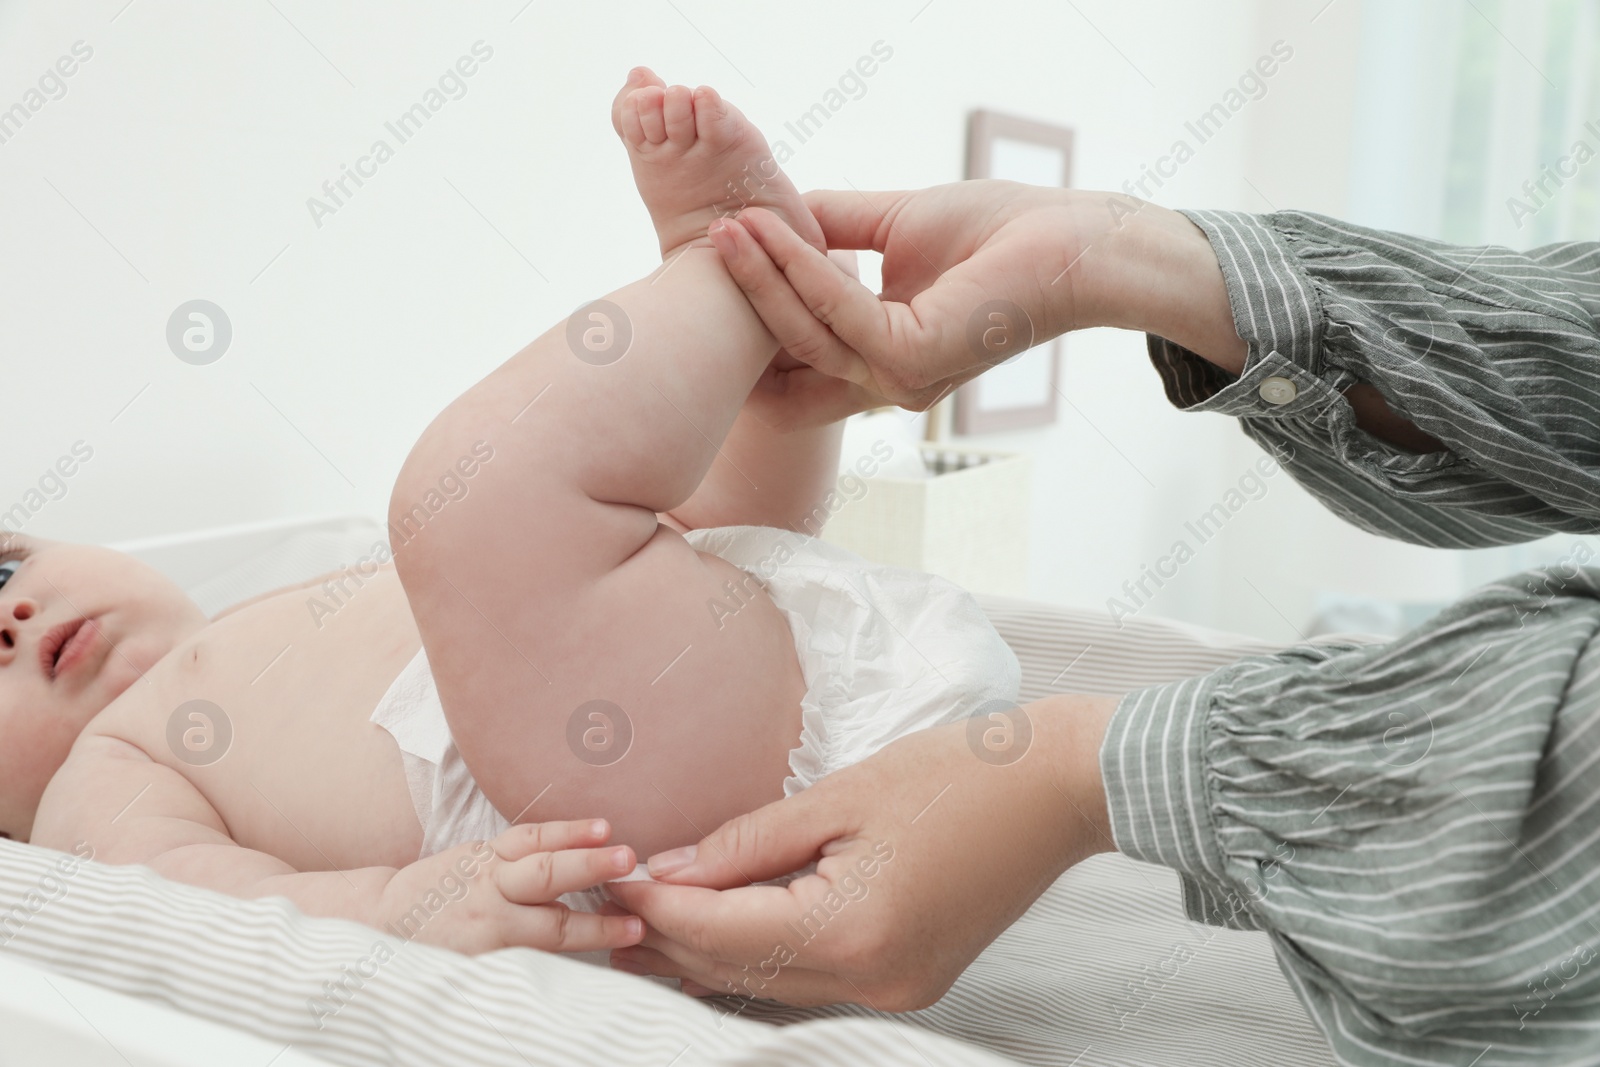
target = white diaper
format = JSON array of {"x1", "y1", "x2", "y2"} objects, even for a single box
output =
[{"x1": 369, "y1": 525, "x2": 1020, "y2": 911}]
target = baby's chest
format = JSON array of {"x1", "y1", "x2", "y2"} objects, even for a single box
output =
[{"x1": 102, "y1": 571, "x2": 426, "y2": 869}]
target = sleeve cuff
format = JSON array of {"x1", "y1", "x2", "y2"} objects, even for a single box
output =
[
  {"x1": 1146, "y1": 209, "x2": 1356, "y2": 421},
  {"x1": 1099, "y1": 675, "x2": 1267, "y2": 931}
]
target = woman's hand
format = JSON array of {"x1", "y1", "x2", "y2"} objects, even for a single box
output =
[
  {"x1": 742, "y1": 248, "x2": 889, "y2": 432},
  {"x1": 375, "y1": 819, "x2": 644, "y2": 955},
  {"x1": 708, "y1": 181, "x2": 1245, "y2": 408},
  {"x1": 605, "y1": 695, "x2": 1120, "y2": 1009},
  {"x1": 707, "y1": 181, "x2": 1100, "y2": 411}
]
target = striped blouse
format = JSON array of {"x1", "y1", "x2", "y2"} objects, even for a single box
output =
[{"x1": 1107, "y1": 210, "x2": 1600, "y2": 1065}]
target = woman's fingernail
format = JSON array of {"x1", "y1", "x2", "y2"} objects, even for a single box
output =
[
  {"x1": 611, "y1": 847, "x2": 632, "y2": 872},
  {"x1": 708, "y1": 219, "x2": 738, "y2": 257},
  {"x1": 627, "y1": 917, "x2": 644, "y2": 940},
  {"x1": 590, "y1": 820, "x2": 608, "y2": 838},
  {"x1": 648, "y1": 845, "x2": 697, "y2": 878}
]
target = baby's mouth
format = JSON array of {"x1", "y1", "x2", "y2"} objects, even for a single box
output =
[{"x1": 40, "y1": 616, "x2": 89, "y2": 680}]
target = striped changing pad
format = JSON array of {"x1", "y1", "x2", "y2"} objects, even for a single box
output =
[{"x1": 0, "y1": 590, "x2": 1348, "y2": 1066}]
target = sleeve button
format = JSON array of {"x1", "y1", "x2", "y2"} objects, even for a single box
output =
[{"x1": 1257, "y1": 376, "x2": 1298, "y2": 405}]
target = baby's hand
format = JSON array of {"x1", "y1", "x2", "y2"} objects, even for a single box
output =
[{"x1": 373, "y1": 820, "x2": 644, "y2": 955}]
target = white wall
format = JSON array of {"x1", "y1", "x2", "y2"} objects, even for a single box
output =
[
  {"x1": 0, "y1": 0, "x2": 1494, "y2": 641},
  {"x1": 1201, "y1": 0, "x2": 1474, "y2": 642},
  {"x1": 945, "y1": 0, "x2": 1426, "y2": 641}
]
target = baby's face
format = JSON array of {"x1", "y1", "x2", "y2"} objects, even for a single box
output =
[{"x1": 0, "y1": 534, "x2": 206, "y2": 840}]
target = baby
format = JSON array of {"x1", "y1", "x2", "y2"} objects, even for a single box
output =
[{"x1": 16, "y1": 69, "x2": 1018, "y2": 957}]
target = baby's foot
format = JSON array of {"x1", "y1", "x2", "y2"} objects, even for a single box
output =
[{"x1": 611, "y1": 67, "x2": 826, "y2": 260}]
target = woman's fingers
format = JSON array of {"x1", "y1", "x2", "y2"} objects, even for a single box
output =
[
  {"x1": 710, "y1": 213, "x2": 882, "y2": 389},
  {"x1": 494, "y1": 843, "x2": 636, "y2": 904},
  {"x1": 713, "y1": 206, "x2": 961, "y2": 411},
  {"x1": 824, "y1": 247, "x2": 861, "y2": 280},
  {"x1": 611, "y1": 944, "x2": 848, "y2": 1005},
  {"x1": 606, "y1": 880, "x2": 819, "y2": 964},
  {"x1": 732, "y1": 209, "x2": 993, "y2": 410},
  {"x1": 800, "y1": 189, "x2": 908, "y2": 251},
  {"x1": 489, "y1": 819, "x2": 611, "y2": 862},
  {"x1": 612, "y1": 943, "x2": 850, "y2": 1003},
  {"x1": 745, "y1": 365, "x2": 883, "y2": 432},
  {"x1": 610, "y1": 943, "x2": 710, "y2": 984},
  {"x1": 736, "y1": 208, "x2": 899, "y2": 380}
]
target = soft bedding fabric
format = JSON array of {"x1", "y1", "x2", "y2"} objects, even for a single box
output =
[
  {"x1": 0, "y1": 593, "x2": 1348, "y2": 1067},
  {"x1": 0, "y1": 836, "x2": 1008, "y2": 1067}
]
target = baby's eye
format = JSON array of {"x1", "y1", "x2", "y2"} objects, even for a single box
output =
[{"x1": 0, "y1": 555, "x2": 22, "y2": 591}]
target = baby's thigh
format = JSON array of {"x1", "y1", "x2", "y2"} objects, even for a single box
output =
[{"x1": 406, "y1": 524, "x2": 805, "y2": 858}]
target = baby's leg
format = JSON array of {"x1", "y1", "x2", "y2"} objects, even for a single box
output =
[{"x1": 388, "y1": 72, "x2": 819, "y2": 857}]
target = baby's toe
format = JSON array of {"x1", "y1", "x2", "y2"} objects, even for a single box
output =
[
  {"x1": 662, "y1": 84, "x2": 695, "y2": 145},
  {"x1": 633, "y1": 85, "x2": 668, "y2": 144},
  {"x1": 618, "y1": 91, "x2": 647, "y2": 148},
  {"x1": 691, "y1": 85, "x2": 741, "y2": 148},
  {"x1": 610, "y1": 66, "x2": 666, "y2": 136}
]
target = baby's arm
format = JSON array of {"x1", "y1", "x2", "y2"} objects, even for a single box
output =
[{"x1": 30, "y1": 735, "x2": 641, "y2": 954}]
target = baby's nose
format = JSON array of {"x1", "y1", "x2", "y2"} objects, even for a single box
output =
[{"x1": 0, "y1": 597, "x2": 38, "y2": 653}]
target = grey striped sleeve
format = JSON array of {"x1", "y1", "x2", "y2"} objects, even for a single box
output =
[
  {"x1": 1148, "y1": 209, "x2": 1600, "y2": 547},
  {"x1": 1100, "y1": 564, "x2": 1600, "y2": 1066}
]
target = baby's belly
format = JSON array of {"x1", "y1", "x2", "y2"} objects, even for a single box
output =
[{"x1": 90, "y1": 568, "x2": 425, "y2": 871}]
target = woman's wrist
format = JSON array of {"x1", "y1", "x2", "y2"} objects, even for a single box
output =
[
  {"x1": 1060, "y1": 192, "x2": 1247, "y2": 374},
  {"x1": 1026, "y1": 692, "x2": 1120, "y2": 872}
]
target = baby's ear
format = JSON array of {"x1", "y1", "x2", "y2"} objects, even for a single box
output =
[{"x1": 824, "y1": 248, "x2": 860, "y2": 281}]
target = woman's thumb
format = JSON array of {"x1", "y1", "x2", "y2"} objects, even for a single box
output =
[{"x1": 644, "y1": 792, "x2": 834, "y2": 888}]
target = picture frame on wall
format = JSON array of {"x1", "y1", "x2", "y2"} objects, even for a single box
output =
[{"x1": 952, "y1": 109, "x2": 1074, "y2": 435}]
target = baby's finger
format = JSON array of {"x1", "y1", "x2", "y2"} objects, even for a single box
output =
[
  {"x1": 495, "y1": 844, "x2": 636, "y2": 904},
  {"x1": 489, "y1": 820, "x2": 611, "y2": 863},
  {"x1": 507, "y1": 904, "x2": 644, "y2": 954}
]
